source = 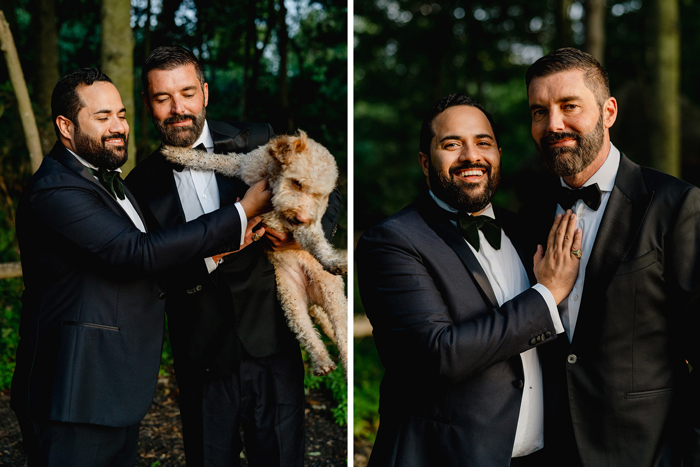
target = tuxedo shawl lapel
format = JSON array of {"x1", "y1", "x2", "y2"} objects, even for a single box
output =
[
  {"x1": 210, "y1": 120, "x2": 250, "y2": 207},
  {"x1": 50, "y1": 144, "x2": 147, "y2": 226},
  {"x1": 572, "y1": 154, "x2": 653, "y2": 344},
  {"x1": 416, "y1": 193, "x2": 499, "y2": 309},
  {"x1": 499, "y1": 207, "x2": 537, "y2": 287}
]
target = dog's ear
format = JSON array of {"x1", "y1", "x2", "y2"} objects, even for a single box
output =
[{"x1": 269, "y1": 131, "x2": 307, "y2": 165}]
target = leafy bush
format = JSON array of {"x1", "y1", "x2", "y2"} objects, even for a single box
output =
[
  {"x1": 303, "y1": 349, "x2": 347, "y2": 426},
  {"x1": 353, "y1": 336, "x2": 383, "y2": 442},
  {"x1": 0, "y1": 277, "x2": 23, "y2": 391}
]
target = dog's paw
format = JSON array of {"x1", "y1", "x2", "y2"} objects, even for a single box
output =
[
  {"x1": 312, "y1": 360, "x2": 337, "y2": 376},
  {"x1": 160, "y1": 145, "x2": 202, "y2": 165},
  {"x1": 325, "y1": 260, "x2": 348, "y2": 276}
]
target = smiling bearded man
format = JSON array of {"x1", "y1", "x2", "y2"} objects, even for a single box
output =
[{"x1": 357, "y1": 93, "x2": 583, "y2": 467}]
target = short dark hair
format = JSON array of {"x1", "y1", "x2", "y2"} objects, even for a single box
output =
[
  {"x1": 419, "y1": 94, "x2": 499, "y2": 156},
  {"x1": 51, "y1": 68, "x2": 113, "y2": 139},
  {"x1": 526, "y1": 47, "x2": 610, "y2": 107},
  {"x1": 142, "y1": 45, "x2": 205, "y2": 97}
]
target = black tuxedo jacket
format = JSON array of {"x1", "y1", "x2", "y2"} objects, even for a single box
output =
[
  {"x1": 11, "y1": 143, "x2": 244, "y2": 427},
  {"x1": 126, "y1": 120, "x2": 341, "y2": 375},
  {"x1": 521, "y1": 154, "x2": 700, "y2": 466},
  {"x1": 356, "y1": 193, "x2": 559, "y2": 467}
]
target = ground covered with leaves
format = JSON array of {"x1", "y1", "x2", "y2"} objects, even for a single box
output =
[{"x1": 0, "y1": 368, "x2": 347, "y2": 466}]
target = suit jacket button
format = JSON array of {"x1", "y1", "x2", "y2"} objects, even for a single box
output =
[
  {"x1": 567, "y1": 354, "x2": 578, "y2": 364},
  {"x1": 158, "y1": 292, "x2": 166, "y2": 300},
  {"x1": 545, "y1": 331, "x2": 552, "y2": 338},
  {"x1": 529, "y1": 338, "x2": 537, "y2": 345},
  {"x1": 513, "y1": 379, "x2": 524, "y2": 389}
]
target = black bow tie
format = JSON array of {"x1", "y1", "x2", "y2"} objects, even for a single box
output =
[
  {"x1": 171, "y1": 143, "x2": 206, "y2": 172},
  {"x1": 446, "y1": 211, "x2": 501, "y2": 252},
  {"x1": 89, "y1": 168, "x2": 125, "y2": 200},
  {"x1": 557, "y1": 183, "x2": 602, "y2": 211}
]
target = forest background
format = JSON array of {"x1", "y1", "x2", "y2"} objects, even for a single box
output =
[
  {"x1": 353, "y1": 0, "x2": 700, "y2": 463},
  {"x1": 0, "y1": 0, "x2": 349, "y2": 438}
]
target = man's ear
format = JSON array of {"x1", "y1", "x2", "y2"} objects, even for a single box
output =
[
  {"x1": 141, "y1": 92, "x2": 153, "y2": 115},
  {"x1": 603, "y1": 96, "x2": 617, "y2": 129},
  {"x1": 203, "y1": 82, "x2": 209, "y2": 108},
  {"x1": 56, "y1": 116, "x2": 73, "y2": 140},
  {"x1": 419, "y1": 152, "x2": 430, "y2": 178}
]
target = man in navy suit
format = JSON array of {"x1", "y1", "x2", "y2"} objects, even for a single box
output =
[
  {"x1": 522, "y1": 47, "x2": 700, "y2": 466},
  {"x1": 12, "y1": 68, "x2": 271, "y2": 466},
  {"x1": 356, "y1": 94, "x2": 582, "y2": 466}
]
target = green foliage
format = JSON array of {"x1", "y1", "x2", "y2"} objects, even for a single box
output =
[
  {"x1": 0, "y1": 277, "x2": 23, "y2": 391},
  {"x1": 353, "y1": 336, "x2": 382, "y2": 441},
  {"x1": 303, "y1": 349, "x2": 348, "y2": 426}
]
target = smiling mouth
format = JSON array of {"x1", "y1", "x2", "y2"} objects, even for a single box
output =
[
  {"x1": 454, "y1": 168, "x2": 486, "y2": 182},
  {"x1": 169, "y1": 119, "x2": 192, "y2": 127}
]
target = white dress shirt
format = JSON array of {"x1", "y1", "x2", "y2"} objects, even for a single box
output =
[
  {"x1": 172, "y1": 121, "x2": 248, "y2": 272},
  {"x1": 69, "y1": 150, "x2": 146, "y2": 233},
  {"x1": 429, "y1": 192, "x2": 564, "y2": 457},
  {"x1": 556, "y1": 143, "x2": 621, "y2": 341}
]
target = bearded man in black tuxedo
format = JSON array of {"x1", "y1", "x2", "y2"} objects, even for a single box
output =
[
  {"x1": 12, "y1": 68, "x2": 271, "y2": 466},
  {"x1": 521, "y1": 47, "x2": 700, "y2": 466},
  {"x1": 126, "y1": 46, "x2": 341, "y2": 467},
  {"x1": 357, "y1": 94, "x2": 583, "y2": 466}
]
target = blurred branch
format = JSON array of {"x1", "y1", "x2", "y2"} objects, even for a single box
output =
[
  {"x1": 0, "y1": 10, "x2": 43, "y2": 173},
  {"x1": 0, "y1": 262, "x2": 21, "y2": 279}
]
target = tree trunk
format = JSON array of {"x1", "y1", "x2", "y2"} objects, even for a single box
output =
[
  {"x1": 277, "y1": 0, "x2": 293, "y2": 132},
  {"x1": 650, "y1": 0, "x2": 680, "y2": 177},
  {"x1": 247, "y1": 0, "x2": 276, "y2": 118},
  {"x1": 557, "y1": 0, "x2": 574, "y2": 48},
  {"x1": 32, "y1": 0, "x2": 60, "y2": 154},
  {"x1": 0, "y1": 10, "x2": 43, "y2": 173},
  {"x1": 585, "y1": 0, "x2": 606, "y2": 65},
  {"x1": 137, "y1": 0, "x2": 152, "y2": 164},
  {"x1": 101, "y1": 0, "x2": 136, "y2": 174}
]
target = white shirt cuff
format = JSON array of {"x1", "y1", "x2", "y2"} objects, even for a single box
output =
[
  {"x1": 234, "y1": 201, "x2": 247, "y2": 247},
  {"x1": 531, "y1": 283, "x2": 565, "y2": 334},
  {"x1": 205, "y1": 256, "x2": 218, "y2": 274}
]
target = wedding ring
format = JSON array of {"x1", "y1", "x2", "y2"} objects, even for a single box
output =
[
  {"x1": 252, "y1": 233, "x2": 260, "y2": 242},
  {"x1": 571, "y1": 249, "x2": 582, "y2": 259}
]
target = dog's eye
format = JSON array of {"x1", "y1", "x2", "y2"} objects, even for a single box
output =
[{"x1": 292, "y1": 179, "x2": 303, "y2": 189}]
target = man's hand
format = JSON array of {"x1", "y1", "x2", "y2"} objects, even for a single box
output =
[
  {"x1": 239, "y1": 179, "x2": 273, "y2": 218},
  {"x1": 240, "y1": 216, "x2": 266, "y2": 251},
  {"x1": 264, "y1": 227, "x2": 301, "y2": 251},
  {"x1": 533, "y1": 210, "x2": 583, "y2": 304}
]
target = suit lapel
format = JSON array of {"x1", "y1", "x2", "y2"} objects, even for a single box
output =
[
  {"x1": 573, "y1": 154, "x2": 653, "y2": 343},
  {"x1": 416, "y1": 194, "x2": 499, "y2": 309},
  {"x1": 142, "y1": 149, "x2": 186, "y2": 228},
  {"x1": 210, "y1": 120, "x2": 250, "y2": 207},
  {"x1": 499, "y1": 207, "x2": 537, "y2": 287}
]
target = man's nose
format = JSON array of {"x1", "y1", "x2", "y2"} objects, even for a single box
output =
[
  {"x1": 458, "y1": 145, "x2": 480, "y2": 163},
  {"x1": 546, "y1": 109, "x2": 566, "y2": 133},
  {"x1": 170, "y1": 96, "x2": 186, "y2": 115}
]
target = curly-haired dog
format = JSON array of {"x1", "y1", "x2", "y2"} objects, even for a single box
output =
[{"x1": 162, "y1": 131, "x2": 347, "y2": 376}]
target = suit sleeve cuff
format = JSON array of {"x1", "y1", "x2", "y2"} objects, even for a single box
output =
[
  {"x1": 234, "y1": 201, "x2": 247, "y2": 247},
  {"x1": 532, "y1": 283, "x2": 565, "y2": 334}
]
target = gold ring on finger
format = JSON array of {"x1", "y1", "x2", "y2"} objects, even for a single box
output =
[
  {"x1": 571, "y1": 249, "x2": 582, "y2": 259},
  {"x1": 253, "y1": 233, "x2": 260, "y2": 242}
]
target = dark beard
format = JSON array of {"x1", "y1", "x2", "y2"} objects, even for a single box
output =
[
  {"x1": 74, "y1": 125, "x2": 128, "y2": 171},
  {"x1": 429, "y1": 161, "x2": 501, "y2": 213},
  {"x1": 153, "y1": 106, "x2": 206, "y2": 147},
  {"x1": 535, "y1": 113, "x2": 604, "y2": 177}
]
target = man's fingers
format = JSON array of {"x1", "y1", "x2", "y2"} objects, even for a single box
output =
[
  {"x1": 547, "y1": 213, "x2": 564, "y2": 250},
  {"x1": 571, "y1": 227, "x2": 583, "y2": 256},
  {"x1": 533, "y1": 244, "x2": 544, "y2": 269},
  {"x1": 561, "y1": 212, "x2": 577, "y2": 250}
]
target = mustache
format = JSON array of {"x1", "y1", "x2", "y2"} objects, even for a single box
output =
[
  {"x1": 541, "y1": 131, "x2": 581, "y2": 146},
  {"x1": 449, "y1": 162, "x2": 491, "y2": 176},
  {"x1": 164, "y1": 114, "x2": 197, "y2": 125}
]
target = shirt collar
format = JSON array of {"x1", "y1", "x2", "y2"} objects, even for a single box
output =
[
  {"x1": 67, "y1": 148, "x2": 122, "y2": 174},
  {"x1": 191, "y1": 120, "x2": 214, "y2": 152},
  {"x1": 429, "y1": 190, "x2": 495, "y2": 219},
  {"x1": 560, "y1": 142, "x2": 620, "y2": 193}
]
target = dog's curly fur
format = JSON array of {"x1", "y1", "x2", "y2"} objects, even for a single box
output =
[{"x1": 162, "y1": 131, "x2": 347, "y2": 376}]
